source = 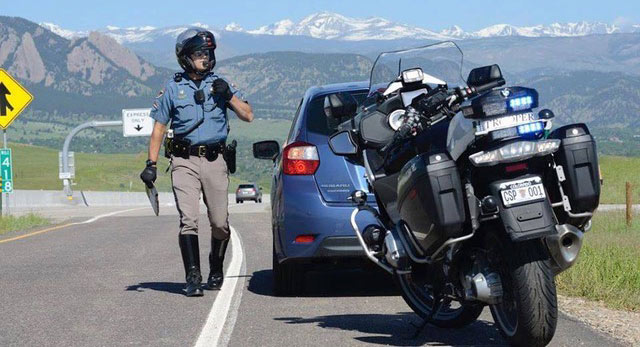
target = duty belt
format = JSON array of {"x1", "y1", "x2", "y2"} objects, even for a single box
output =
[{"x1": 189, "y1": 142, "x2": 225, "y2": 157}]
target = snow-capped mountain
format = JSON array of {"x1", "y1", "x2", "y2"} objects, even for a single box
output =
[
  {"x1": 240, "y1": 12, "x2": 627, "y2": 40},
  {"x1": 39, "y1": 22, "x2": 87, "y2": 39},
  {"x1": 40, "y1": 12, "x2": 637, "y2": 45},
  {"x1": 101, "y1": 23, "x2": 219, "y2": 44},
  {"x1": 246, "y1": 12, "x2": 449, "y2": 41}
]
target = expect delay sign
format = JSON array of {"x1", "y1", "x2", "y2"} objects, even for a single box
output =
[{"x1": 122, "y1": 108, "x2": 154, "y2": 137}]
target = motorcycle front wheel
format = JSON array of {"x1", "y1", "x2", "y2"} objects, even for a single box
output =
[
  {"x1": 394, "y1": 269, "x2": 483, "y2": 328},
  {"x1": 486, "y1": 232, "x2": 558, "y2": 347}
]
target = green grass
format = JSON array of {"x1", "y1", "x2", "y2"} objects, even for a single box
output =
[
  {"x1": 556, "y1": 210, "x2": 640, "y2": 311},
  {"x1": 6, "y1": 124, "x2": 640, "y2": 203},
  {"x1": 10, "y1": 118, "x2": 291, "y2": 193},
  {"x1": 599, "y1": 156, "x2": 640, "y2": 204},
  {"x1": 0, "y1": 213, "x2": 50, "y2": 236}
]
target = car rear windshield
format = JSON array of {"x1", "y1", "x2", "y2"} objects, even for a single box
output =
[
  {"x1": 238, "y1": 184, "x2": 254, "y2": 189},
  {"x1": 306, "y1": 91, "x2": 368, "y2": 136}
]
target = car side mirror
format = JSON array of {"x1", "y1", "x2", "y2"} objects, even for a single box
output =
[
  {"x1": 328, "y1": 131, "x2": 358, "y2": 155},
  {"x1": 467, "y1": 64, "x2": 504, "y2": 88},
  {"x1": 253, "y1": 140, "x2": 280, "y2": 161},
  {"x1": 324, "y1": 92, "x2": 358, "y2": 120}
]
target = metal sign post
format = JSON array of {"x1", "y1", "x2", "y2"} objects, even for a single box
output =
[
  {"x1": 60, "y1": 109, "x2": 154, "y2": 197},
  {"x1": 60, "y1": 121, "x2": 123, "y2": 197},
  {"x1": 0, "y1": 69, "x2": 33, "y2": 215},
  {"x1": 1, "y1": 130, "x2": 11, "y2": 215}
]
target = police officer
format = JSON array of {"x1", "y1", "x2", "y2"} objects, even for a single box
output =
[{"x1": 140, "y1": 28, "x2": 253, "y2": 297}]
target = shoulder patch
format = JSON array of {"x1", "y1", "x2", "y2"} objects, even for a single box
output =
[
  {"x1": 173, "y1": 72, "x2": 183, "y2": 82},
  {"x1": 155, "y1": 89, "x2": 164, "y2": 99}
]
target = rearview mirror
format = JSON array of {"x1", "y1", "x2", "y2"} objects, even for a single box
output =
[
  {"x1": 324, "y1": 92, "x2": 358, "y2": 119},
  {"x1": 467, "y1": 64, "x2": 504, "y2": 88},
  {"x1": 328, "y1": 131, "x2": 358, "y2": 155},
  {"x1": 253, "y1": 140, "x2": 280, "y2": 160}
]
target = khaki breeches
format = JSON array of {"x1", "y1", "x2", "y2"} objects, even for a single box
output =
[{"x1": 171, "y1": 154, "x2": 230, "y2": 240}]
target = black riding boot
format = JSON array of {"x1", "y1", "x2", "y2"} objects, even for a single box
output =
[
  {"x1": 179, "y1": 234, "x2": 203, "y2": 297},
  {"x1": 206, "y1": 238, "x2": 229, "y2": 290}
]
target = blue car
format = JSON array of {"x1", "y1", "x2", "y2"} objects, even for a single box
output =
[{"x1": 253, "y1": 81, "x2": 379, "y2": 295}]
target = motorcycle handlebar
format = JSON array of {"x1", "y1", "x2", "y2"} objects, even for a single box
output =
[
  {"x1": 380, "y1": 79, "x2": 505, "y2": 153},
  {"x1": 472, "y1": 78, "x2": 506, "y2": 94},
  {"x1": 381, "y1": 122, "x2": 412, "y2": 153}
]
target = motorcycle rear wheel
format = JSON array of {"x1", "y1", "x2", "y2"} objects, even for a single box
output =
[
  {"x1": 487, "y1": 233, "x2": 558, "y2": 347},
  {"x1": 394, "y1": 270, "x2": 483, "y2": 328}
]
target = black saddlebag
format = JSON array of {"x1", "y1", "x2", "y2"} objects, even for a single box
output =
[
  {"x1": 549, "y1": 123, "x2": 601, "y2": 227},
  {"x1": 397, "y1": 152, "x2": 466, "y2": 256}
]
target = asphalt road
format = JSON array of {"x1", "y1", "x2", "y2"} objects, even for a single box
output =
[{"x1": 0, "y1": 202, "x2": 623, "y2": 346}]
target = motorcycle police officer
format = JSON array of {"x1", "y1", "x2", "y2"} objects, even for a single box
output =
[{"x1": 140, "y1": 28, "x2": 253, "y2": 297}]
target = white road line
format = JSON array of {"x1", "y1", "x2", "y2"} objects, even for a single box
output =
[
  {"x1": 195, "y1": 226, "x2": 245, "y2": 347},
  {"x1": 75, "y1": 207, "x2": 148, "y2": 224}
]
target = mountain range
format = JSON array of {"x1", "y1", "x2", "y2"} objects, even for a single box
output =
[
  {"x1": 1, "y1": 15, "x2": 640, "y2": 156},
  {"x1": 42, "y1": 12, "x2": 640, "y2": 43},
  {"x1": 0, "y1": 16, "x2": 172, "y2": 118}
]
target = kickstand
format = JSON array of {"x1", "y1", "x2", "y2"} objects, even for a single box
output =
[{"x1": 410, "y1": 292, "x2": 447, "y2": 339}]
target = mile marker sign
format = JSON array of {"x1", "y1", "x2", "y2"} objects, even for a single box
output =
[{"x1": 122, "y1": 108, "x2": 154, "y2": 137}]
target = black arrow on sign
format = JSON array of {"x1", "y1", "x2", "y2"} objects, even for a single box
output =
[
  {"x1": 0, "y1": 83, "x2": 14, "y2": 117},
  {"x1": 134, "y1": 124, "x2": 143, "y2": 131}
]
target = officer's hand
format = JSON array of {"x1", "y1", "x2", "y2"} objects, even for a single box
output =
[
  {"x1": 140, "y1": 165, "x2": 157, "y2": 188},
  {"x1": 212, "y1": 78, "x2": 233, "y2": 102}
]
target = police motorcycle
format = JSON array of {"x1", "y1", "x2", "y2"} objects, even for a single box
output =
[{"x1": 325, "y1": 42, "x2": 600, "y2": 346}]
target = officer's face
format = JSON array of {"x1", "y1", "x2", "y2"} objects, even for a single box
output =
[{"x1": 190, "y1": 50, "x2": 210, "y2": 72}]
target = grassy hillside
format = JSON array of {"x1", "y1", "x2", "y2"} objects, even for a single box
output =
[
  {"x1": 10, "y1": 118, "x2": 291, "y2": 193},
  {"x1": 6, "y1": 131, "x2": 640, "y2": 204},
  {"x1": 599, "y1": 156, "x2": 640, "y2": 204}
]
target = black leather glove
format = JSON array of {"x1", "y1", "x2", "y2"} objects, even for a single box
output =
[
  {"x1": 140, "y1": 162, "x2": 157, "y2": 188},
  {"x1": 212, "y1": 78, "x2": 233, "y2": 102}
]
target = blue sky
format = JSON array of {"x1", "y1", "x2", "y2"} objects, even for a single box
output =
[{"x1": 1, "y1": 0, "x2": 638, "y2": 31}]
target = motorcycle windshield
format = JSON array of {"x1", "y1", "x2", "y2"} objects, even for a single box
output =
[{"x1": 368, "y1": 41, "x2": 466, "y2": 95}]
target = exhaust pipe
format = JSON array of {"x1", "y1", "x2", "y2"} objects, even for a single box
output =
[{"x1": 545, "y1": 224, "x2": 584, "y2": 275}]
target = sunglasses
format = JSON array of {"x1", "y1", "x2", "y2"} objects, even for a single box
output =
[{"x1": 191, "y1": 50, "x2": 210, "y2": 59}]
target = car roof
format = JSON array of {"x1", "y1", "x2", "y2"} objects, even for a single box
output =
[{"x1": 303, "y1": 81, "x2": 369, "y2": 100}]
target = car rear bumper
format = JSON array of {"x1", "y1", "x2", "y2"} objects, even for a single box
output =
[{"x1": 275, "y1": 176, "x2": 378, "y2": 263}]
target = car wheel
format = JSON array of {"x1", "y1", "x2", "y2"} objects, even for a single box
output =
[
  {"x1": 236, "y1": 200, "x2": 239, "y2": 204},
  {"x1": 272, "y1": 242, "x2": 303, "y2": 296}
]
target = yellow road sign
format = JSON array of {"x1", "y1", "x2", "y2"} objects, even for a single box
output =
[{"x1": 0, "y1": 69, "x2": 34, "y2": 129}]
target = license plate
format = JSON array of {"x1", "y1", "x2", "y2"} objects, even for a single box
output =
[
  {"x1": 500, "y1": 177, "x2": 546, "y2": 207},
  {"x1": 476, "y1": 112, "x2": 538, "y2": 135}
]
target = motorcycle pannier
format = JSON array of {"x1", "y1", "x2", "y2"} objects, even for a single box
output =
[
  {"x1": 397, "y1": 152, "x2": 466, "y2": 256},
  {"x1": 549, "y1": 123, "x2": 600, "y2": 225}
]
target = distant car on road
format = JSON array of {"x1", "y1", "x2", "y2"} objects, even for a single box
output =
[
  {"x1": 253, "y1": 81, "x2": 379, "y2": 296},
  {"x1": 235, "y1": 183, "x2": 262, "y2": 203}
]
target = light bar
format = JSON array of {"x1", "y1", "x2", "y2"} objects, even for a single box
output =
[
  {"x1": 469, "y1": 139, "x2": 561, "y2": 167},
  {"x1": 517, "y1": 121, "x2": 544, "y2": 135},
  {"x1": 509, "y1": 96, "x2": 533, "y2": 111}
]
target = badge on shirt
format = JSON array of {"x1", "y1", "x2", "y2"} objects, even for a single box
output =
[{"x1": 178, "y1": 89, "x2": 186, "y2": 99}]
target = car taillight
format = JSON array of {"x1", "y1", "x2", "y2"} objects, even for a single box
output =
[
  {"x1": 294, "y1": 235, "x2": 315, "y2": 243},
  {"x1": 283, "y1": 141, "x2": 319, "y2": 175}
]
